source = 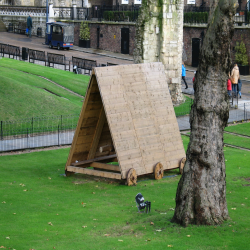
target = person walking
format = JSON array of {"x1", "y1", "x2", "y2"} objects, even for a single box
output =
[
  {"x1": 27, "y1": 14, "x2": 32, "y2": 38},
  {"x1": 182, "y1": 62, "x2": 188, "y2": 89},
  {"x1": 231, "y1": 63, "x2": 239, "y2": 97},
  {"x1": 238, "y1": 77, "x2": 242, "y2": 98},
  {"x1": 227, "y1": 77, "x2": 232, "y2": 97}
]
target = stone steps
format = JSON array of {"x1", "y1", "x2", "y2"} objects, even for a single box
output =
[{"x1": 0, "y1": 19, "x2": 7, "y2": 32}]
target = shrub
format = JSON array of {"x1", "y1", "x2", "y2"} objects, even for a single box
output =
[
  {"x1": 235, "y1": 39, "x2": 249, "y2": 66},
  {"x1": 184, "y1": 12, "x2": 208, "y2": 24},
  {"x1": 79, "y1": 21, "x2": 90, "y2": 40}
]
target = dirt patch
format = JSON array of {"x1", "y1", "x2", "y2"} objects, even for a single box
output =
[{"x1": 242, "y1": 178, "x2": 250, "y2": 186}]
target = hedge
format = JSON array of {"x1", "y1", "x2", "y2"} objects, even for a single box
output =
[{"x1": 184, "y1": 12, "x2": 208, "y2": 23}]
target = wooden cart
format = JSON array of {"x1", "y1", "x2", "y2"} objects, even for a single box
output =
[{"x1": 65, "y1": 62, "x2": 186, "y2": 185}]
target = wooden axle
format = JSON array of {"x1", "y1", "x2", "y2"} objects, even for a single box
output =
[
  {"x1": 99, "y1": 145, "x2": 113, "y2": 153},
  {"x1": 90, "y1": 162, "x2": 120, "y2": 172},
  {"x1": 71, "y1": 154, "x2": 117, "y2": 166}
]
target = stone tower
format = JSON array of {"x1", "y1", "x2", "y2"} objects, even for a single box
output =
[{"x1": 134, "y1": 0, "x2": 184, "y2": 104}]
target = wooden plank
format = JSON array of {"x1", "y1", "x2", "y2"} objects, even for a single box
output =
[
  {"x1": 90, "y1": 162, "x2": 120, "y2": 172},
  {"x1": 81, "y1": 117, "x2": 99, "y2": 128},
  {"x1": 78, "y1": 126, "x2": 97, "y2": 137},
  {"x1": 67, "y1": 166, "x2": 122, "y2": 180},
  {"x1": 72, "y1": 154, "x2": 117, "y2": 166},
  {"x1": 99, "y1": 145, "x2": 113, "y2": 153},
  {"x1": 76, "y1": 135, "x2": 95, "y2": 145},
  {"x1": 87, "y1": 107, "x2": 106, "y2": 159},
  {"x1": 65, "y1": 75, "x2": 96, "y2": 168}
]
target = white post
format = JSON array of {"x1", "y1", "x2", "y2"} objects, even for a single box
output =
[
  {"x1": 49, "y1": 0, "x2": 55, "y2": 22},
  {"x1": 84, "y1": 0, "x2": 91, "y2": 8}
]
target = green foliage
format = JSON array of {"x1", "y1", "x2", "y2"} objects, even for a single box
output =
[
  {"x1": 79, "y1": 21, "x2": 90, "y2": 40},
  {"x1": 103, "y1": 11, "x2": 115, "y2": 21},
  {"x1": 103, "y1": 11, "x2": 135, "y2": 21},
  {"x1": 247, "y1": 11, "x2": 250, "y2": 23},
  {"x1": 184, "y1": 12, "x2": 208, "y2": 23},
  {"x1": 235, "y1": 39, "x2": 249, "y2": 66}
]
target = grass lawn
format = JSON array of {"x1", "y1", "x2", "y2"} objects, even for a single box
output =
[
  {"x1": 224, "y1": 133, "x2": 250, "y2": 149},
  {"x1": 225, "y1": 122, "x2": 250, "y2": 137},
  {"x1": 0, "y1": 135, "x2": 249, "y2": 250},
  {"x1": 174, "y1": 95, "x2": 193, "y2": 117},
  {"x1": 0, "y1": 59, "x2": 90, "y2": 120},
  {"x1": 0, "y1": 57, "x2": 90, "y2": 96}
]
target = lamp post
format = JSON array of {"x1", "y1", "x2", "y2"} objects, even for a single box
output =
[
  {"x1": 46, "y1": 0, "x2": 48, "y2": 23},
  {"x1": 46, "y1": 0, "x2": 48, "y2": 33}
]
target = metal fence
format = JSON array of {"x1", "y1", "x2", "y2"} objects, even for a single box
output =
[
  {"x1": 228, "y1": 102, "x2": 250, "y2": 122},
  {"x1": 0, "y1": 114, "x2": 79, "y2": 152},
  {"x1": 0, "y1": 101, "x2": 249, "y2": 152}
]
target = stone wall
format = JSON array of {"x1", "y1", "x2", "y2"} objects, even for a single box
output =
[
  {"x1": 1, "y1": 16, "x2": 46, "y2": 37},
  {"x1": 134, "y1": 0, "x2": 185, "y2": 104},
  {"x1": 183, "y1": 25, "x2": 250, "y2": 71},
  {"x1": 74, "y1": 21, "x2": 136, "y2": 55}
]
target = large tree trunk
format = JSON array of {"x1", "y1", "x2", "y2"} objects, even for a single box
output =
[{"x1": 172, "y1": 0, "x2": 237, "y2": 226}]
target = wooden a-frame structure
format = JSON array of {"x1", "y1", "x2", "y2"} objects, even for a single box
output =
[{"x1": 65, "y1": 62, "x2": 186, "y2": 185}]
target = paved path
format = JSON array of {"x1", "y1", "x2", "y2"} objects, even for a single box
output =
[{"x1": 0, "y1": 32, "x2": 133, "y2": 67}]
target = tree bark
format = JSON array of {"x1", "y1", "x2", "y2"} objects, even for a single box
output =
[{"x1": 172, "y1": 0, "x2": 237, "y2": 226}]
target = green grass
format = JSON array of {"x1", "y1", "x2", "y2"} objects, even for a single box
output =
[
  {"x1": 174, "y1": 95, "x2": 193, "y2": 117},
  {"x1": 0, "y1": 136, "x2": 250, "y2": 249},
  {"x1": 0, "y1": 58, "x2": 91, "y2": 120},
  {"x1": 225, "y1": 122, "x2": 250, "y2": 137},
  {"x1": 0, "y1": 57, "x2": 90, "y2": 96},
  {"x1": 224, "y1": 133, "x2": 250, "y2": 149}
]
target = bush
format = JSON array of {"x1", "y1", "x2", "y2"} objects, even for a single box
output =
[
  {"x1": 79, "y1": 21, "x2": 90, "y2": 40},
  {"x1": 184, "y1": 12, "x2": 208, "y2": 24},
  {"x1": 103, "y1": 11, "x2": 135, "y2": 21},
  {"x1": 235, "y1": 39, "x2": 249, "y2": 66}
]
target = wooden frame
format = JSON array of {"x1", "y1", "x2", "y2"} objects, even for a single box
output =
[{"x1": 65, "y1": 62, "x2": 186, "y2": 184}]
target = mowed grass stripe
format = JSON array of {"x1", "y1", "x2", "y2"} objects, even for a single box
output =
[
  {"x1": 224, "y1": 133, "x2": 250, "y2": 150},
  {"x1": 0, "y1": 57, "x2": 90, "y2": 96},
  {"x1": 225, "y1": 122, "x2": 250, "y2": 137},
  {"x1": 0, "y1": 67, "x2": 82, "y2": 120}
]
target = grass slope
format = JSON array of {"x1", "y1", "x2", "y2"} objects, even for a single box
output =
[
  {"x1": 0, "y1": 135, "x2": 249, "y2": 249},
  {"x1": 0, "y1": 67, "x2": 84, "y2": 120},
  {"x1": 0, "y1": 57, "x2": 90, "y2": 96}
]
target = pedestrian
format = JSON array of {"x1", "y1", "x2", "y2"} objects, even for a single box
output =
[
  {"x1": 27, "y1": 14, "x2": 32, "y2": 38},
  {"x1": 230, "y1": 63, "x2": 239, "y2": 97},
  {"x1": 227, "y1": 77, "x2": 232, "y2": 97},
  {"x1": 182, "y1": 62, "x2": 188, "y2": 89},
  {"x1": 192, "y1": 71, "x2": 196, "y2": 83},
  {"x1": 238, "y1": 77, "x2": 242, "y2": 98}
]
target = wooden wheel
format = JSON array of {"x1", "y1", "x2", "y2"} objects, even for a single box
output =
[
  {"x1": 154, "y1": 162, "x2": 164, "y2": 180},
  {"x1": 179, "y1": 157, "x2": 186, "y2": 175},
  {"x1": 126, "y1": 168, "x2": 137, "y2": 186}
]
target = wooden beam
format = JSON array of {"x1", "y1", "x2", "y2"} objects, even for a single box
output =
[
  {"x1": 67, "y1": 166, "x2": 122, "y2": 180},
  {"x1": 65, "y1": 75, "x2": 96, "y2": 169},
  {"x1": 91, "y1": 162, "x2": 120, "y2": 172},
  {"x1": 87, "y1": 107, "x2": 106, "y2": 160},
  {"x1": 99, "y1": 145, "x2": 113, "y2": 153},
  {"x1": 71, "y1": 154, "x2": 117, "y2": 166}
]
